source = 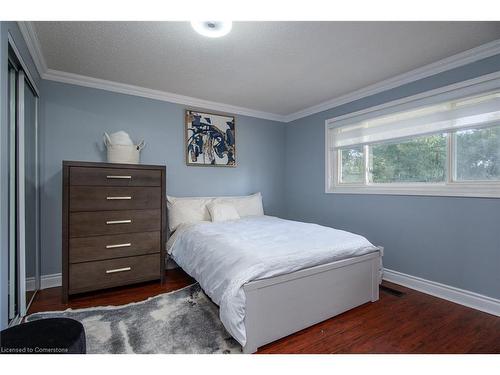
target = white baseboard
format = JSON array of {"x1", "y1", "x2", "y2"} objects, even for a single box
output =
[
  {"x1": 34, "y1": 268, "x2": 500, "y2": 317},
  {"x1": 40, "y1": 273, "x2": 63, "y2": 289},
  {"x1": 383, "y1": 268, "x2": 500, "y2": 317},
  {"x1": 26, "y1": 273, "x2": 63, "y2": 290}
]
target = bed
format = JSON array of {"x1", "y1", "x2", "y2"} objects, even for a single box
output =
[{"x1": 167, "y1": 195, "x2": 383, "y2": 353}]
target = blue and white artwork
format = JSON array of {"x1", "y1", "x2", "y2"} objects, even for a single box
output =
[{"x1": 185, "y1": 110, "x2": 236, "y2": 167}]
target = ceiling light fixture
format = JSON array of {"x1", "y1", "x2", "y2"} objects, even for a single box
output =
[{"x1": 191, "y1": 21, "x2": 232, "y2": 38}]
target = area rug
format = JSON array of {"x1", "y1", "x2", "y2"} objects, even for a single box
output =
[{"x1": 26, "y1": 284, "x2": 241, "y2": 354}]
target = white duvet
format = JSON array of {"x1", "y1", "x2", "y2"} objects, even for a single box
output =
[{"x1": 167, "y1": 215, "x2": 378, "y2": 346}]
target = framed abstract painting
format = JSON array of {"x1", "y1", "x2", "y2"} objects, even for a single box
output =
[{"x1": 185, "y1": 110, "x2": 236, "y2": 167}]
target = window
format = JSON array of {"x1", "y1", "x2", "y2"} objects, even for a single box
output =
[
  {"x1": 340, "y1": 146, "x2": 364, "y2": 183},
  {"x1": 326, "y1": 86, "x2": 500, "y2": 197},
  {"x1": 455, "y1": 125, "x2": 500, "y2": 181},
  {"x1": 370, "y1": 133, "x2": 447, "y2": 183}
]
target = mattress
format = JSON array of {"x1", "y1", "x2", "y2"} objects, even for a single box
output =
[{"x1": 167, "y1": 215, "x2": 379, "y2": 346}]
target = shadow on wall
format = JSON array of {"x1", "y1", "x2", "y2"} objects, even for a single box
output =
[
  {"x1": 94, "y1": 140, "x2": 107, "y2": 161},
  {"x1": 40, "y1": 170, "x2": 63, "y2": 275}
]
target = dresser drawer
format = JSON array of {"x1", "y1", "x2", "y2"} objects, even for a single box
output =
[
  {"x1": 69, "y1": 209, "x2": 161, "y2": 237},
  {"x1": 70, "y1": 186, "x2": 161, "y2": 212},
  {"x1": 69, "y1": 254, "x2": 160, "y2": 294},
  {"x1": 69, "y1": 232, "x2": 161, "y2": 263},
  {"x1": 70, "y1": 167, "x2": 161, "y2": 187}
]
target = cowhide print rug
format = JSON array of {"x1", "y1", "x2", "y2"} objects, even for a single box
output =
[{"x1": 26, "y1": 284, "x2": 241, "y2": 354}]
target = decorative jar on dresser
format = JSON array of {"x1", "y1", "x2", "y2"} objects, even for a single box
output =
[{"x1": 62, "y1": 161, "x2": 166, "y2": 302}]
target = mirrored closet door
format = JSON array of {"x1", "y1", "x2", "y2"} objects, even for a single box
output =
[{"x1": 7, "y1": 41, "x2": 40, "y2": 325}]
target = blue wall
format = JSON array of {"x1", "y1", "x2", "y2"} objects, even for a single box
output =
[
  {"x1": 285, "y1": 54, "x2": 500, "y2": 299},
  {"x1": 36, "y1": 55, "x2": 500, "y2": 299},
  {"x1": 0, "y1": 21, "x2": 41, "y2": 329},
  {"x1": 39, "y1": 80, "x2": 287, "y2": 275}
]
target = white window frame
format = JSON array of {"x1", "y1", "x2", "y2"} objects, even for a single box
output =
[{"x1": 325, "y1": 71, "x2": 500, "y2": 198}]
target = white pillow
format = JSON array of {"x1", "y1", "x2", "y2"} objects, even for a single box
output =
[
  {"x1": 215, "y1": 192, "x2": 264, "y2": 217},
  {"x1": 167, "y1": 192, "x2": 264, "y2": 231},
  {"x1": 167, "y1": 196, "x2": 213, "y2": 232},
  {"x1": 207, "y1": 202, "x2": 240, "y2": 222}
]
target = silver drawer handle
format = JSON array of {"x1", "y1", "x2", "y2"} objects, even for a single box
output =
[
  {"x1": 105, "y1": 243, "x2": 131, "y2": 249},
  {"x1": 106, "y1": 219, "x2": 132, "y2": 225},
  {"x1": 106, "y1": 267, "x2": 131, "y2": 274},
  {"x1": 106, "y1": 196, "x2": 132, "y2": 200},
  {"x1": 106, "y1": 175, "x2": 132, "y2": 179}
]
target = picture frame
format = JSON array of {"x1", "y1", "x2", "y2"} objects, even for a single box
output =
[{"x1": 185, "y1": 109, "x2": 236, "y2": 167}]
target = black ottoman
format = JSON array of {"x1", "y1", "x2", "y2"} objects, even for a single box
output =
[{"x1": 0, "y1": 318, "x2": 86, "y2": 354}]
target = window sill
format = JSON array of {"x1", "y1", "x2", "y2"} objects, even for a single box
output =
[{"x1": 326, "y1": 183, "x2": 500, "y2": 198}]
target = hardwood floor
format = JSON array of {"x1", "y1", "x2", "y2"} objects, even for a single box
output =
[
  {"x1": 28, "y1": 268, "x2": 194, "y2": 313},
  {"x1": 28, "y1": 268, "x2": 500, "y2": 354}
]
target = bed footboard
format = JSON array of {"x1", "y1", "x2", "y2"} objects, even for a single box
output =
[{"x1": 242, "y1": 249, "x2": 383, "y2": 354}]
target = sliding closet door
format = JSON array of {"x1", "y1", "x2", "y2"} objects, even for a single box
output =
[
  {"x1": 7, "y1": 41, "x2": 41, "y2": 321},
  {"x1": 7, "y1": 63, "x2": 19, "y2": 324},
  {"x1": 23, "y1": 76, "x2": 39, "y2": 311},
  {"x1": 17, "y1": 70, "x2": 27, "y2": 315}
]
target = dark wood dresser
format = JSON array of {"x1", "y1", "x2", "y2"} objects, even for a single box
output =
[{"x1": 62, "y1": 161, "x2": 166, "y2": 302}]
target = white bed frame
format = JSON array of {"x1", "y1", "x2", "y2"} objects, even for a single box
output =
[{"x1": 241, "y1": 247, "x2": 383, "y2": 353}]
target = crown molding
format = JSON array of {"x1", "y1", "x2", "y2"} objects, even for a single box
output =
[
  {"x1": 43, "y1": 68, "x2": 287, "y2": 122},
  {"x1": 18, "y1": 20, "x2": 500, "y2": 123},
  {"x1": 284, "y1": 38, "x2": 500, "y2": 122},
  {"x1": 17, "y1": 21, "x2": 47, "y2": 76}
]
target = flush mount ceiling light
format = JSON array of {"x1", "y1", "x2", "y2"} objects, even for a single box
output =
[{"x1": 191, "y1": 21, "x2": 232, "y2": 38}]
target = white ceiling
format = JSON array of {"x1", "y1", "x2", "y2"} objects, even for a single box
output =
[{"x1": 32, "y1": 21, "x2": 500, "y2": 117}]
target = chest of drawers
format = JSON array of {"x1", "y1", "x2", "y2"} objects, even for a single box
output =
[{"x1": 62, "y1": 161, "x2": 166, "y2": 302}]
